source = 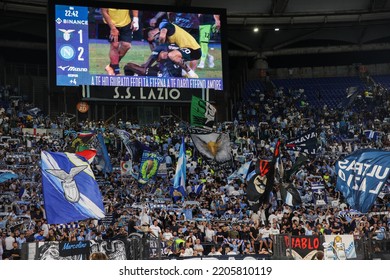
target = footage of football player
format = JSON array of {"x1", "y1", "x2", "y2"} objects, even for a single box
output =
[
  {"x1": 150, "y1": 12, "x2": 201, "y2": 71},
  {"x1": 146, "y1": 19, "x2": 201, "y2": 78},
  {"x1": 101, "y1": 8, "x2": 139, "y2": 76},
  {"x1": 123, "y1": 43, "x2": 182, "y2": 78}
]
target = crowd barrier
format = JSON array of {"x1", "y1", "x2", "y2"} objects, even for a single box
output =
[
  {"x1": 20, "y1": 233, "x2": 390, "y2": 260},
  {"x1": 22, "y1": 234, "x2": 149, "y2": 260}
]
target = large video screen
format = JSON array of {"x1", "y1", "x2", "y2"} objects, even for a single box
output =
[{"x1": 49, "y1": 0, "x2": 227, "y2": 91}]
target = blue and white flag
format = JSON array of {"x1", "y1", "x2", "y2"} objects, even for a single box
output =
[
  {"x1": 324, "y1": 235, "x2": 357, "y2": 260},
  {"x1": 41, "y1": 151, "x2": 105, "y2": 224},
  {"x1": 172, "y1": 138, "x2": 187, "y2": 197},
  {"x1": 27, "y1": 107, "x2": 41, "y2": 116},
  {"x1": 336, "y1": 210, "x2": 363, "y2": 223},
  {"x1": 364, "y1": 130, "x2": 381, "y2": 141},
  {"x1": 227, "y1": 161, "x2": 251, "y2": 182},
  {"x1": 192, "y1": 184, "x2": 204, "y2": 195},
  {"x1": 311, "y1": 182, "x2": 327, "y2": 206},
  {"x1": 336, "y1": 149, "x2": 390, "y2": 213}
]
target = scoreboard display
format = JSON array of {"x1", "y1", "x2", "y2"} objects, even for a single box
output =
[
  {"x1": 48, "y1": 0, "x2": 228, "y2": 92},
  {"x1": 55, "y1": 5, "x2": 89, "y2": 86}
]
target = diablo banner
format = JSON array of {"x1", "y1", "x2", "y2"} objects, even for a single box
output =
[{"x1": 284, "y1": 235, "x2": 323, "y2": 260}]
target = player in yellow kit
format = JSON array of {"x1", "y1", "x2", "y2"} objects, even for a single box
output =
[
  {"x1": 146, "y1": 19, "x2": 201, "y2": 78},
  {"x1": 101, "y1": 8, "x2": 139, "y2": 75}
]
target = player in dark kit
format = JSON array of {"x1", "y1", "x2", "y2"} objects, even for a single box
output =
[
  {"x1": 146, "y1": 20, "x2": 201, "y2": 78},
  {"x1": 123, "y1": 44, "x2": 182, "y2": 78}
]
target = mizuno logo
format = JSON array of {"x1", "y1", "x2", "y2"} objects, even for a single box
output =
[
  {"x1": 58, "y1": 65, "x2": 88, "y2": 72},
  {"x1": 58, "y1": 65, "x2": 69, "y2": 70}
]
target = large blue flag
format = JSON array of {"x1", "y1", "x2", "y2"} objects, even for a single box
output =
[
  {"x1": 41, "y1": 151, "x2": 105, "y2": 224},
  {"x1": 172, "y1": 138, "x2": 187, "y2": 198},
  {"x1": 335, "y1": 149, "x2": 390, "y2": 213}
]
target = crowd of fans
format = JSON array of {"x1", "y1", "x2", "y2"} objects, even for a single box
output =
[{"x1": 0, "y1": 78, "x2": 390, "y2": 260}]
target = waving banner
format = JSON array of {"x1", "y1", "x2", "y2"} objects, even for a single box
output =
[
  {"x1": 227, "y1": 161, "x2": 251, "y2": 182},
  {"x1": 190, "y1": 95, "x2": 216, "y2": 129},
  {"x1": 247, "y1": 141, "x2": 280, "y2": 211},
  {"x1": 280, "y1": 183, "x2": 302, "y2": 207},
  {"x1": 284, "y1": 154, "x2": 308, "y2": 182},
  {"x1": 69, "y1": 131, "x2": 95, "y2": 152},
  {"x1": 116, "y1": 130, "x2": 151, "y2": 163},
  {"x1": 0, "y1": 170, "x2": 18, "y2": 183},
  {"x1": 41, "y1": 151, "x2": 105, "y2": 224},
  {"x1": 191, "y1": 132, "x2": 232, "y2": 170},
  {"x1": 139, "y1": 151, "x2": 164, "y2": 184},
  {"x1": 120, "y1": 161, "x2": 135, "y2": 177},
  {"x1": 75, "y1": 149, "x2": 97, "y2": 164},
  {"x1": 95, "y1": 133, "x2": 113, "y2": 174},
  {"x1": 336, "y1": 149, "x2": 390, "y2": 213},
  {"x1": 285, "y1": 130, "x2": 318, "y2": 155}
]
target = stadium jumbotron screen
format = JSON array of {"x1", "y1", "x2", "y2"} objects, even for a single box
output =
[{"x1": 48, "y1": 0, "x2": 227, "y2": 91}]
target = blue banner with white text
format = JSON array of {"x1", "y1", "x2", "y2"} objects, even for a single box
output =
[{"x1": 335, "y1": 149, "x2": 390, "y2": 213}]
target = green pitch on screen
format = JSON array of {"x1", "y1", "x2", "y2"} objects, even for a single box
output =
[{"x1": 89, "y1": 42, "x2": 223, "y2": 79}]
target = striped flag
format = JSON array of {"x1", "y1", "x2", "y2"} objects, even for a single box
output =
[
  {"x1": 364, "y1": 130, "x2": 380, "y2": 141},
  {"x1": 192, "y1": 184, "x2": 204, "y2": 195}
]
